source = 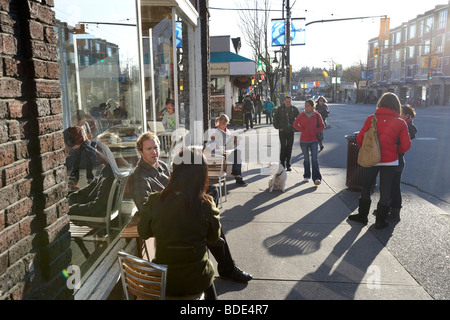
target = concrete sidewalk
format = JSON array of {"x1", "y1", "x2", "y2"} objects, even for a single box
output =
[{"x1": 212, "y1": 163, "x2": 433, "y2": 300}]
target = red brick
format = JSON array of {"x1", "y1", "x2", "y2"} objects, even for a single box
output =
[
  {"x1": 0, "y1": 143, "x2": 14, "y2": 166},
  {"x1": 30, "y1": 41, "x2": 57, "y2": 61},
  {"x1": 0, "y1": 78, "x2": 22, "y2": 98},
  {"x1": 49, "y1": 99, "x2": 61, "y2": 115},
  {"x1": 4, "y1": 160, "x2": 30, "y2": 186},
  {"x1": 7, "y1": 100, "x2": 25, "y2": 118},
  {"x1": 29, "y1": 20, "x2": 44, "y2": 41},
  {"x1": 0, "y1": 224, "x2": 21, "y2": 253},
  {"x1": 37, "y1": 115, "x2": 63, "y2": 135},
  {"x1": 38, "y1": 134, "x2": 53, "y2": 153},
  {"x1": 28, "y1": 2, "x2": 55, "y2": 25},
  {"x1": 5, "y1": 198, "x2": 33, "y2": 226},
  {"x1": 3, "y1": 58, "x2": 19, "y2": 77},
  {"x1": 14, "y1": 140, "x2": 29, "y2": 160},
  {"x1": 34, "y1": 80, "x2": 60, "y2": 98},
  {"x1": 44, "y1": 26, "x2": 57, "y2": 45},
  {"x1": 1, "y1": 34, "x2": 17, "y2": 55},
  {"x1": 43, "y1": 215, "x2": 70, "y2": 244},
  {"x1": 6, "y1": 120, "x2": 20, "y2": 140},
  {"x1": 46, "y1": 62, "x2": 59, "y2": 79}
]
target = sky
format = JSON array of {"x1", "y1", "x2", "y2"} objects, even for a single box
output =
[{"x1": 209, "y1": 0, "x2": 449, "y2": 71}]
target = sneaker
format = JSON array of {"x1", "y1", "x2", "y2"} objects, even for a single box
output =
[
  {"x1": 220, "y1": 266, "x2": 253, "y2": 283},
  {"x1": 303, "y1": 178, "x2": 310, "y2": 182},
  {"x1": 286, "y1": 167, "x2": 292, "y2": 172},
  {"x1": 314, "y1": 180, "x2": 321, "y2": 186}
]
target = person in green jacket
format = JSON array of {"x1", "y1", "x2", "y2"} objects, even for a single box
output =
[
  {"x1": 138, "y1": 147, "x2": 222, "y2": 299},
  {"x1": 263, "y1": 96, "x2": 275, "y2": 124}
]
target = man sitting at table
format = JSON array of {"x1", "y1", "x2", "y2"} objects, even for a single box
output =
[{"x1": 129, "y1": 131, "x2": 252, "y2": 283}]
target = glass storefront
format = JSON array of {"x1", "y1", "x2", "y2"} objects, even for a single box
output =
[
  {"x1": 55, "y1": 0, "x2": 143, "y2": 285},
  {"x1": 54, "y1": 0, "x2": 201, "y2": 289}
]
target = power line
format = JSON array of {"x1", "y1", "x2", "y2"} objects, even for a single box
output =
[{"x1": 209, "y1": 6, "x2": 283, "y2": 12}]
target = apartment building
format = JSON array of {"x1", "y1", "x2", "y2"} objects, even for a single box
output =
[{"x1": 367, "y1": 2, "x2": 450, "y2": 106}]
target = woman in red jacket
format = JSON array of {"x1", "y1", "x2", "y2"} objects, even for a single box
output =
[
  {"x1": 293, "y1": 99, "x2": 325, "y2": 185},
  {"x1": 348, "y1": 92, "x2": 411, "y2": 229}
]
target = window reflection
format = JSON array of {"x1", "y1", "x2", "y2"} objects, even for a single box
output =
[{"x1": 55, "y1": 0, "x2": 141, "y2": 286}]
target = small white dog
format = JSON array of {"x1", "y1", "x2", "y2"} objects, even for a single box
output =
[{"x1": 268, "y1": 163, "x2": 287, "y2": 192}]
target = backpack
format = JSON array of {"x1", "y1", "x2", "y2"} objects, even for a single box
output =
[{"x1": 243, "y1": 100, "x2": 253, "y2": 113}]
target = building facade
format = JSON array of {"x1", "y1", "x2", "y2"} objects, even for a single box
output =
[
  {"x1": 210, "y1": 35, "x2": 255, "y2": 118},
  {"x1": 367, "y1": 2, "x2": 450, "y2": 106},
  {"x1": 0, "y1": 0, "x2": 211, "y2": 300}
]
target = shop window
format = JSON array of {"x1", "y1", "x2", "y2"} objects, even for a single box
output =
[
  {"x1": 54, "y1": 0, "x2": 143, "y2": 287},
  {"x1": 210, "y1": 77, "x2": 225, "y2": 94},
  {"x1": 141, "y1": 6, "x2": 184, "y2": 134}
]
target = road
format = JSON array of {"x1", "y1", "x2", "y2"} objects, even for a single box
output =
[
  {"x1": 235, "y1": 101, "x2": 449, "y2": 299},
  {"x1": 297, "y1": 101, "x2": 450, "y2": 213}
]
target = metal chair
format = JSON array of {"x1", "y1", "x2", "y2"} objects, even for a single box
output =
[
  {"x1": 70, "y1": 171, "x2": 131, "y2": 254},
  {"x1": 117, "y1": 251, "x2": 167, "y2": 300},
  {"x1": 205, "y1": 154, "x2": 227, "y2": 208}
]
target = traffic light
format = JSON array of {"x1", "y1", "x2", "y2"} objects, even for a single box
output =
[
  {"x1": 373, "y1": 47, "x2": 380, "y2": 59},
  {"x1": 428, "y1": 70, "x2": 433, "y2": 80}
]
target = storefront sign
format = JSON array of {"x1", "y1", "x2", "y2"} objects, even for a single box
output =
[{"x1": 211, "y1": 62, "x2": 230, "y2": 75}]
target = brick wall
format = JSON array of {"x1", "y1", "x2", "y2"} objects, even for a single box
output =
[{"x1": 0, "y1": 0, "x2": 70, "y2": 300}]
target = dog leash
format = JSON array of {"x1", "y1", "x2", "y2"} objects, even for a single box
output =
[{"x1": 275, "y1": 168, "x2": 285, "y2": 178}]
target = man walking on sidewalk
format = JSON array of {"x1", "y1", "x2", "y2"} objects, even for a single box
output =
[{"x1": 273, "y1": 96, "x2": 300, "y2": 171}]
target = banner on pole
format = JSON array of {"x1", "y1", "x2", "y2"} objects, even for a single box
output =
[
  {"x1": 271, "y1": 18, "x2": 305, "y2": 46},
  {"x1": 379, "y1": 17, "x2": 390, "y2": 41}
]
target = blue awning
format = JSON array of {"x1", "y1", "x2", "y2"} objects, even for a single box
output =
[{"x1": 210, "y1": 51, "x2": 254, "y2": 63}]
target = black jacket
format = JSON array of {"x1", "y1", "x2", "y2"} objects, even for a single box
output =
[
  {"x1": 68, "y1": 165, "x2": 115, "y2": 217},
  {"x1": 129, "y1": 159, "x2": 170, "y2": 212},
  {"x1": 273, "y1": 104, "x2": 300, "y2": 133}
]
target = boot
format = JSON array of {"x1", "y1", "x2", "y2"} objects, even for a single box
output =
[
  {"x1": 375, "y1": 203, "x2": 390, "y2": 229},
  {"x1": 388, "y1": 207, "x2": 401, "y2": 222},
  {"x1": 348, "y1": 198, "x2": 371, "y2": 225}
]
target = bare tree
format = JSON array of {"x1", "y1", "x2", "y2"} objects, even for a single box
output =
[
  {"x1": 236, "y1": 0, "x2": 281, "y2": 105},
  {"x1": 342, "y1": 61, "x2": 366, "y2": 103}
]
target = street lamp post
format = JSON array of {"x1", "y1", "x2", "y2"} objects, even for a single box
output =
[
  {"x1": 324, "y1": 60, "x2": 338, "y2": 102},
  {"x1": 273, "y1": 49, "x2": 285, "y2": 94}
]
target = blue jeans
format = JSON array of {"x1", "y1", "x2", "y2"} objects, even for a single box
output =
[
  {"x1": 254, "y1": 112, "x2": 261, "y2": 124},
  {"x1": 300, "y1": 141, "x2": 321, "y2": 181},
  {"x1": 266, "y1": 111, "x2": 273, "y2": 124}
]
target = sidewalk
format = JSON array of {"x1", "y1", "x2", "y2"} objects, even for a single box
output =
[{"x1": 212, "y1": 161, "x2": 433, "y2": 300}]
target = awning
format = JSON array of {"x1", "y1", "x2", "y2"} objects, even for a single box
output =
[{"x1": 210, "y1": 51, "x2": 255, "y2": 76}]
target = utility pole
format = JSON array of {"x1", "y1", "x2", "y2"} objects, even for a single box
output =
[{"x1": 285, "y1": 0, "x2": 291, "y2": 96}]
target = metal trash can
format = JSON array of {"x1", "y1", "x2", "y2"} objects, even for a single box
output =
[{"x1": 345, "y1": 132, "x2": 363, "y2": 191}]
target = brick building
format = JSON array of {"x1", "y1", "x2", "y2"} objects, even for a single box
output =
[
  {"x1": 366, "y1": 2, "x2": 450, "y2": 106},
  {"x1": 1, "y1": 0, "x2": 211, "y2": 300},
  {"x1": 0, "y1": 0, "x2": 71, "y2": 299}
]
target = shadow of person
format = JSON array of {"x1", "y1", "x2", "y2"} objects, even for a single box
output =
[
  {"x1": 285, "y1": 226, "x2": 393, "y2": 299},
  {"x1": 262, "y1": 190, "x2": 356, "y2": 257}
]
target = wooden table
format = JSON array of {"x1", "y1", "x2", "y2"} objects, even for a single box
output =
[{"x1": 120, "y1": 212, "x2": 150, "y2": 259}]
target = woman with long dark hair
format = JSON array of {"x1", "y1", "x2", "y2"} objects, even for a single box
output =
[
  {"x1": 138, "y1": 147, "x2": 221, "y2": 299},
  {"x1": 348, "y1": 92, "x2": 411, "y2": 229}
]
